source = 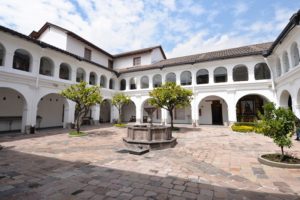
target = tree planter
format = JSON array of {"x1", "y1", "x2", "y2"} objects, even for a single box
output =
[{"x1": 258, "y1": 154, "x2": 300, "y2": 169}]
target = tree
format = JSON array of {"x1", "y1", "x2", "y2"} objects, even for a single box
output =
[
  {"x1": 112, "y1": 93, "x2": 131, "y2": 124},
  {"x1": 148, "y1": 82, "x2": 193, "y2": 129},
  {"x1": 61, "y1": 81, "x2": 102, "y2": 133},
  {"x1": 258, "y1": 102, "x2": 296, "y2": 160}
]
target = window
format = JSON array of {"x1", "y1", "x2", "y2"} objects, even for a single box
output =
[
  {"x1": 100, "y1": 75, "x2": 107, "y2": 88},
  {"x1": 166, "y1": 72, "x2": 176, "y2": 83},
  {"x1": 130, "y1": 78, "x2": 137, "y2": 89},
  {"x1": 141, "y1": 76, "x2": 149, "y2": 89},
  {"x1": 59, "y1": 63, "x2": 71, "y2": 80},
  {"x1": 291, "y1": 42, "x2": 300, "y2": 67},
  {"x1": 180, "y1": 71, "x2": 192, "y2": 85},
  {"x1": 109, "y1": 78, "x2": 115, "y2": 89},
  {"x1": 84, "y1": 48, "x2": 91, "y2": 60},
  {"x1": 196, "y1": 69, "x2": 209, "y2": 84},
  {"x1": 282, "y1": 51, "x2": 290, "y2": 73},
  {"x1": 133, "y1": 57, "x2": 141, "y2": 66},
  {"x1": 233, "y1": 65, "x2": 248, "y2": 81},
  {"x1": 39, "y1": 57, "x2": 54, "y2": 76},
  {"x1": 254, "y1": 63, "x2": 271, "y2": 80},
  {"x1": 108, "y1": 60, "x2": 113, "y2": 69},
  {"x1": 0, "y1": 43, "x2": 5, "y2": 66},
  {"x1": 120, "y1": 79, "x2": 126, "y2": 90},
  {"x1": 13, "y1": 49, "x2": 31, "y2": 72},
  {"x1": 214, "y1": 67, "x2": 227, "y2": 83},
  {"x1": 153, "y1": 74, "x2": 162, "y2": 88},
  {"x1": 276, "y1": 58, "x2": 282, "y2": 77},
  {"x1": 89, "y1": 72, "x2": 97, "y2": 85},
  {"x1": 76, "y1": 68, "x2": 85, "y2": 82}
]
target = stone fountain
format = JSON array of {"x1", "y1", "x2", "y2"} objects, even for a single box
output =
[{"x1": 123, "y1": 106, "x2": 177, "y2": 154}]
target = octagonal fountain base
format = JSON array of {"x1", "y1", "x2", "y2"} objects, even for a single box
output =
[{"x1": 123, "y1": 125, "x2": 177, "y2": 154}]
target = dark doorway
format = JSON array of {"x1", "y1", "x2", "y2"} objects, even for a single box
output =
[{"x1": 211, "y1": 100, "x2": 223, "y2": 125}]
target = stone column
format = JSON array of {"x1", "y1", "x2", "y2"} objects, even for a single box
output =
[
  {"x1": 149, "y1": 75, "x2": 153, "y2": 89},
  {"x1": 4, "y1": 50, "x2": 14, "y2": 70},
  {"x1": 227, "y1": 91, "x2": 236, "y2": 125},
  {"x1": 31, "y1": 57, "x2": 40, "y2": 75},
  {"x1": 248, "y1": 64, "x2": 255, "y2": 82},
  {"x1": 135, "y1": 100, "x2": 142, "y2": 124},
  {"x1": 91, "y1": 104, "x2": 100, "y2": 125},
  {"x1": 64, "y1": 100, "x2": 75, "y2": 128},
  {"x1": 161, "y1": 109, "x2": 168, "y2": 125},
  {"x1": 191, "y1": 99, "x2": 198, "y2": 127}
]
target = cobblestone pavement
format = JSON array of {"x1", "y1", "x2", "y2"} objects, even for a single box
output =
[{"x1": 1, "y1": 125, "x2": 300, "y2": 200}]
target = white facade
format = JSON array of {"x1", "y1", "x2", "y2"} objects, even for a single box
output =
[{"x1": 0, "y1": 11, "x2": 300, "y2": 133}]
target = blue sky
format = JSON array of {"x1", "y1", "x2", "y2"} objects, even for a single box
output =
[{"x1": 0, "y1": 0, "x2": 299, "y2": 58}]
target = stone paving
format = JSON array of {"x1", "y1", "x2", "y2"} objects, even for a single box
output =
[{"x1": 0, "y1": 125, "x2": 300, "y2": 200}]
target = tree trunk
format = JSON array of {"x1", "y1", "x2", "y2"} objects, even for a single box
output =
[
  {"x1": 169, "y1": 110, "x2": 174, "y2": 129},
  {"x1": 280, "y1": 146, "x2": 284, "y2": 161},
  {"x1": 76, "y1": 115, "x2": 80, "y2": 133},
  {"x1": 118, "y1": 108, "x2": 122, "y2": 124}
]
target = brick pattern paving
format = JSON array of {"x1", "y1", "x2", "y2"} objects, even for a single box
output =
[{"x1": 0, "y1": 125, "x2": 300, "y2": 200}]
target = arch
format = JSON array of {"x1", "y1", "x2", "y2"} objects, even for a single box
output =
[
  {"x1": 196, "y1": 69, "x2": 209, "y2": 84},
  {"x1": 142, "y1": 98, "x2": 161, "y2": 123},
  {"x1": 100, "y1": 99, "x2": 111, "y2": 123},
  {"x1": 37, "y1": 93, "x2": 68, "y2": 129},
  {"x1": 291, "y1": 42, "x2": 300, "y2": 67},
  {"x1": 141, "y1": 76, "x2": 149, "y2": 89},
  {"x1": 233, "y1": 65, "x2": 248, "y2": 81},
  {"x1": 120, "y1": 79, "x2": 126, "y2": 90},
  {"x1": 279, "y1": 90, "x2": 292, "y2": 110},
  {"x1": 282, "y1": 51, "x2": 290, "y2": 73},
  {"x1": 254, "y1": 63, "x2": 271, "y2": 80},
  {"x1": 39, "y1": 57, "x2": 54, "y2": 76},
  {"x1": 121, "y1": 100, "x2": 136, "y2": 122},
  {"x1": 100, "y1": 75, "x2": 107, "y2": 88},
  {"x1": 198, "y1": 95, "x2": 228, "y2": 125},
  {"x1": 59, "y1": 63, "x2": 71, "y2": 80},
  {"x1": 130, "y1": 77, "x2": 137, "y2": 89},
  {"x1": 0, "y1": 87, "x2": 27, "y2": 132},
  {"x1": 276, "y1": 57, "x2": 282, "y2": 77},
  {"x1": 76, "y1": 68, "x2": 86, "y2": 82},
  {"x1": 109, "y1": 78, "x2": 115, "y2": 89},
  {"x1": 236, "y1": 94, "x2": 269, "y2": 122},
  {"x1": 13, "y1": 49, "x2": 32, "y2": 72},
  {"x1": 180, "y1": 71, "x2": 192, "y2": 85},
  {"x1": 153, "y1": 74, "x2": 162, "y2": 88},
  {"x1": 0, "y1": 43, "x2": 6, "y2": 66},
  {"x1": 166, "y1": 72, "x2": 176, "y2": 83},
  {"x1": 214, "y1": 67, "x2": 227, "y2": 83},
  {"x1": 89, "y1": 72, "x2": 97, "y2": 85}
]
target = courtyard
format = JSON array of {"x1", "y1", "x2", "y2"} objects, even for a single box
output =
[{"x1": 0, "y1": 125, "x2": 300, "y2": 200}]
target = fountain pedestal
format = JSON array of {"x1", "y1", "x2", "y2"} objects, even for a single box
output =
[{"x1": 123, "y1": 106, "x2": 177, "y2": 154}]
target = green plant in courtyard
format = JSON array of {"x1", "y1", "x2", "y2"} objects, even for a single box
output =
[
  {"x1": 148, "y1": 82, "x2": 193, "y2": 129},
  {"x1": 257, "y1": 102, "x2": 296, "y2": 160},
  {"x1": 61, "y1": 81, "x2": 103, "y2": 133},
  {"x1": 69, "y1": 130, "x2": 86, "y2": 137},
  {"x1": 231, "y1": 125, "x2": 254, "y2": 132},
  {"x1": 114, "y1": 123, "x2": 127, "y2": 128},
  {"x1": 112, "y1": 93, "x2": 131, "y2": 124}
]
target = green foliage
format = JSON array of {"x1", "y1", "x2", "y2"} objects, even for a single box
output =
[
  {"x1": 61, "y1": 81, "x2": 102, "y2": 133},
  {"x1": 149, "y1": 82, "x2": 193, "y2": 129},
  {"x1": 112, "y1": 93, "x2": 131, "y2": 124},
  {"x1": 234, "y1": 122, "x2": 258, "y2": 126},
  {"x1": 257, "y1": 102, "x2": 295, "y2": 158},
  {"x1": 231, "y1": 125, "x2": 254, "y2": 132},
  {"x1": 114, "y1": 123, "x2": 127, "y2": 128},
  {"x1": 69, "y1": 130, "x2": 86, "y2": 137}
]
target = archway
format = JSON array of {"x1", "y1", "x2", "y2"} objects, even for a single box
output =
[
  {"x1": 0, "y1": 88, "x2": 27, "y2": 132},
  {"x1": 121, "y1": 100, "x2": 136, "y2": 122},
  {"x1": 37, "y1": 93, "x2": 68, "y2": 129},
  {"x1": 236, "y1": 94, "x2": 269, "y2": 122},
  {"x1": 142, "y1": 99, "x2": 161, "y2": 123},
  {"x1": 198, "y1": 96, "x2": 228, "y2": 125},
  {"x1": 100, "y1": 99, "x2": 111, "y2": 123},
  {"x1": 280, "y1": 90, "x2": 292, "y2": 110}
]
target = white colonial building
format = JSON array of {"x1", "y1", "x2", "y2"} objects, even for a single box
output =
[{"x1": 0, "y1": 10, "x2": 300, "y2": 133}]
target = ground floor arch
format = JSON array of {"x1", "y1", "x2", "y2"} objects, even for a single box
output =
[
  {"x1": 121, "y1": 100, "x2": 136, "y2": 122},
  {"x1": 142, "y1": 99, "x2": 161, "y2": 123},
  {"x1": 0, "y1": 87, "x2": 27, "y2": 132},
  {"x1": 37, "y1": 93, "x2": 68, "y2": 129},
  {"x1": 280, "y1": 90, "x2": 292, "y2": 110},
  {"x1": 198, "y1": 96, "x2": 228, "y2": 125},
  {"x1": 100, "y1": 99, "x2": 111, "y2": 123},
  {"x1": 236, "y1": 94, "x2": 269, "y2": 122}
]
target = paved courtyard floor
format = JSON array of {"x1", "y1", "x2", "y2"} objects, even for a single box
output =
[{"x1": 0, "y1": 125, "x2": 300, "y2": 200}]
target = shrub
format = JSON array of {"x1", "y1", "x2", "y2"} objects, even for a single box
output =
[
  {"x1": 69, "y1": 131, "x2": 86, "y2": 137},
  {"x1": 234, "y1": 122, "x2": 258, "y2": 126},
  {"x1": 231, "y1": 125, "x2": 254, "y2": 132},
  {"x1": 114, "y1": 123, "x2": 127, "y2": 128}
]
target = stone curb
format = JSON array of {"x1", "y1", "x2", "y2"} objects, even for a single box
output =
[{"x1": 258, "y1": 155, "x2": 300, "y2": 169}]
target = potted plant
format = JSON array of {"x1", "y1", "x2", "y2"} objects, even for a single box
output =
[{"x1": 257, "y1": 102, "x2": 300, "y2": 168}]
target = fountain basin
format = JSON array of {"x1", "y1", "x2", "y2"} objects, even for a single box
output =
[{"x1": 123, "y1": 125, "x2": 177, "y2": 153}]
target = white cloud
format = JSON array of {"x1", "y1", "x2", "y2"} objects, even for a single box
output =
[{"x1": 233, "y1": 2, "x2": 248, "y2": 16}]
